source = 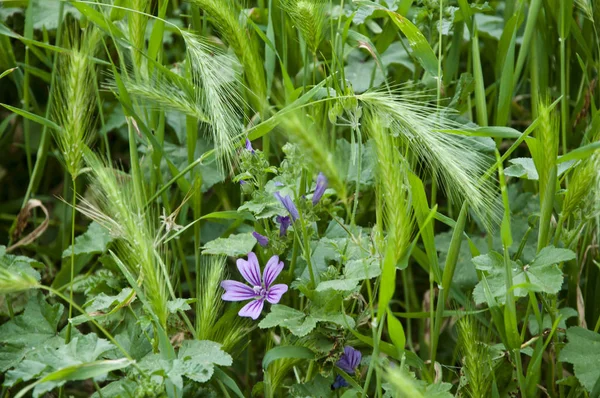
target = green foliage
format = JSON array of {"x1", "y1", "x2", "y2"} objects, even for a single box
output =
[
  {"x1": 473, "y1": 246, "x2": 576, "y2": 305},
  {"x1": 559, "y1": 327, "x2": 600, "y2": 393},
  {"x1": 1, "y1": 0, "x2": 600, "y2": 396}
]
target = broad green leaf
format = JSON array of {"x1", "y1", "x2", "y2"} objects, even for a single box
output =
[
  {"x1": 0, "y1": 293, "x2": 63, "y2": 372},
  {"x1": 62, "y1": 222, "x2": 112, "y2": 258},
  {"x1": 0, "y1": 246, "x2": 41, "y2": 294},
  {"x1": 262, "y1": 346, "x2": 315, "y2": 370},
  {"x1": 202, "y1": 232, "x2": 257, "y2": 256},
  {"x1": 70, "y1": 288, "x2": 136, "y2": 326},
  {"x1": 166, "y1": 298, "x2": 193, "y2": 313},
  {"x1": 290, "y1": 374, "x2": 333, "y2": 398},
  {"x1": 559, "y1": 327, "x2": 600, "y2": 393},
  {"x1": 472, "y1": 246, "x2": 576, "y2": 305},
  {"x1": 344, "y1": 258, "x2": 381, "y2": 280},
  {"x1": 139, "y1": 340, "x2": 232, "y2": 389},
  {"x1": 6, "y1": 333, "x2": 127, "y2": 397},
  {"x1": 259, "y1": 305, "x2": 317, "y2": 337},
  {"x1": 54, "y1": 222, "x2": 113, "y2": 288},
  {"x1": 315, "y1": 278, "x2": 359, "y2": 292}
]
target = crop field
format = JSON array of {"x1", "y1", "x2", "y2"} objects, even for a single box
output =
[{"x1": 0, "y1": 0, "x2": 599, "y2": 397}]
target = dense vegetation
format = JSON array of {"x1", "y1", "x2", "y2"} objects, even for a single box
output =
[{"x1": 1, "y1": 0, "x2": 599, "y2": 397}]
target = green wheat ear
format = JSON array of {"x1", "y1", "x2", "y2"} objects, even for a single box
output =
[
  {"x1": 52, "y1": 26, "x2": 101, "y2": 178},
  {"x1": 190, "y1": 0, "x2": 266, "y2": 108},
  {"x1": 357, "y1": 89, "x2": 502, "y2": 229},
  {"x1": 116, "y1": 32, "x2": 244, "y2": 174},
  {"x1": 280, "y1": 0, "x2": 328, "y2": 54},
  {"x1": 77, "y1": 150, "x2": 174, "y2": 328},
  {"x1": 196, "y1": 255, "x2": 226, "y2": 341},
  {"x1": 365, "y1": 111, "x2": 414, "y2": 264},
  {"x1": 182, "y1": 32, "x2": 246, "y2": 173},
  {"x1": 456, "y1": 313, "x2": 494, "y2": 398}
]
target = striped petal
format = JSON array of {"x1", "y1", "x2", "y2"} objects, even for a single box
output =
[
  {"x1": 221, "y1": 280, "x2": 256, "y2": 301},
  {"x1": 263, "y1": 255, "x2": 284, "y2": 288},
  {"x1": 238, "y1": 298, "x2": 264, "y2": 320},
  {"x1": 237, "y1": 253, "x2": 262, "y2": 286},
  {"x1": 266, "y1": 284, "x2": 288, "y2": 304}
]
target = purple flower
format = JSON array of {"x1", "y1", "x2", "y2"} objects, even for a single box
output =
[
  {"x1": 274, "y1": 181, "x2": 284, "y2": 187},
  {"x1": 332, "y1": 375, "x2": 348, "y2": 389},
  {"x1": 252, "y1": 231, "x2": 269, "y2": 247},
  {"x1": 312, "y1": 172, "x2": 328, "y2": 205},
  {"x1": 276, "y1": 215, "x2": 291, "y2": 236},
  {"x1": 274, "y1": 192, "x2": 299, "y2": 221},
  {"x1": 221, "y1": 253, "x2": 288, "y2": 320},
  {"x1": 332, "y1": 346, "x2": 362, "y2": 389},
  {"x1": 239, "y1": 180, "x2": 246, "y2": 185},
  {"x1": 245, "y1": 139, "x2": 255, "y2": 154},
  {"x1": 337, "y1": 346, "x2": 361, "y2": 373}
]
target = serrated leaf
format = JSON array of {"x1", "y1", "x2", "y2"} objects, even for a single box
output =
[
  {"x1": 259, "y1": 305, "x2": 317, "y2": 337},
  {"x1": 344, "y1": 258, "x2": 381, "y2": 280},
  {"x1": 315, "y1": 278, "x2": 359, "y2": 292},
  {"x1": 202, "y1": 233, "x2": 257, "y2": 256},
  {"x1": 472, "y1": 246, "x2": 576, "y2": 305},
  {"x1": 0, "y1": 293, "x2": 63, "y2": 372},
  {"x1": 559, "y1": 327, "x2": 600, "y2": 393},
  {"x1": 6, "y1": 334, "x2": 126, "y2": 397},
  {"x1": 62, "y1": 222, "x2": 112, "y2": 258},
  {"x1": 140, "y1": 340, "x2": 231, "y2": 388},
  {"x1": 166, "y1": 298, "x2": 192, "y2": 313}
]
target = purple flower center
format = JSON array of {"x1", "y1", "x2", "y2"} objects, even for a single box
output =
[{"x1": 253, "y1": 285, "x2": 267, "y2": 298}]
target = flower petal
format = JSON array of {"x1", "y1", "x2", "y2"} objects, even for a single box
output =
[
  {"x1": 266, "y1": 284, "x2": 288, "y2": 304},
  {"x1": 237, "y1": 253, "x2": 262, "y2": 286},
  {"x1": 263, "y1": 255, "x2": 284, "y2": 288},
  {"x1": 221, "y1": 280, "x2": 257, "y2": 301},
  {"x1": 312, "y1": 172, "x2": 328, "y2": 205},
  {"x1": 238, "y1": 299, "x2": 264, "y2": 320},
  {"x1": 336, "y1": 346, "x2": 362, "y2": 373}
]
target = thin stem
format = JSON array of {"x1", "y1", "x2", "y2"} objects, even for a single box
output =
[{"x1": 65, "y1": 176, "x2": 77, "y2": 344}]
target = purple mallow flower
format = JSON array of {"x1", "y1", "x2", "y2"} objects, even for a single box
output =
[
  {"x1": 332, "y1": 346, "x2": 362, "y2": 389},
  {"x1": 274, "y1": 192, "x2": 299, "y2": 221},
  {"x1": 252, "y1": 231, "x2": 269, "y2": 247},
  {"x1": 276, "y1": 215, "x2": 291, "y2": 236},
  {"x1": 245, "y1": 139, "x2": 255, "y2": 154},
  {"x1": 221, "y1": 253, "x2": 288, "y2": 320},
  {"x1": 312, "y1": 172, "x2": 328, "y2": 205}
]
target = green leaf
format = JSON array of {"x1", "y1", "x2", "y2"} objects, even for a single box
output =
[
  {"x1": 559, "y1": 327, "x2": 600, "y2": 393},
  {"x1": 166, "y1": 298, "x2": 193, "y2": 313},
  {"x1": 54, "y1": 222, "x2": 113, "y2": 288},
  {"x1": 139, "y1": 340, "x2": 232, "y2": 389},
  {"x1": 315, "y1": 278, "x2": 359, "y2": 292},
  {"x1": 259, "y1": 305, "x2": 317, "y2": 337},
  {"x1": 0, "y1": 293, "x2": 63, "y2": 372},
  {"x1": 202, "y1": 232, "x2": 257, "y2": 256},
  {"x1": 0, "y1": 103, "x2": 62, "y2": 132},
  {"x1": 6, "y1": 333, "x2": 129, "y2": 397},
  {"x1": 0, "y1": 246, "x2": 41, "y2": 294},
  {"x1": 472, "y1": 247, "x2": 576, "y2": 305},
  {"x1": 344, "y1": 258, "x2": 381, "y2": 280},
  {"x1": 262, "y1": 346, "x2": 315, "y2": 370},
  {"x1": 290, "y1": 374, "x2": 333, "y2": 397},
  {"x1": 386, "y1": 310, "x2": 406, "y2": 353},
  {"x1": 62, "y1": 222, "x2": 112, "y2": 258}
]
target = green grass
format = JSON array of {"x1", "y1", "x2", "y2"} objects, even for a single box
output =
[{"x1": 0, "y1": 0, "x2": 599, "y2": 397}]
